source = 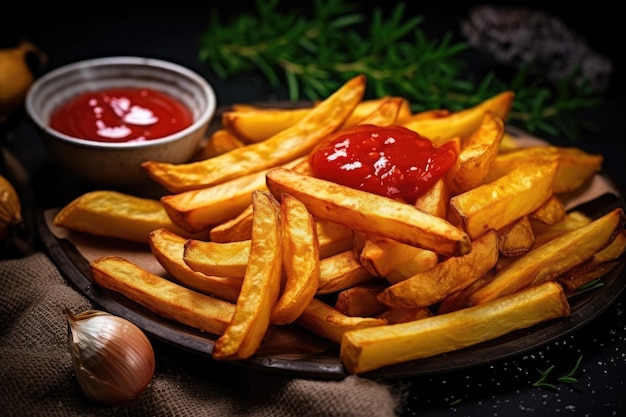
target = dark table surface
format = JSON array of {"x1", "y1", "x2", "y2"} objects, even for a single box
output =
[{"x1": 2, "y1": 2, "x2": 626, "y2": 416}]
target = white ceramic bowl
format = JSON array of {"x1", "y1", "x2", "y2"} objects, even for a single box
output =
[{"x1": 26, "y1": 56, "x2": 216, "y2": 188}]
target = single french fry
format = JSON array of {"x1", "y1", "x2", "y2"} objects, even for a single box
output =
[
  {"x1": 212, "y1": 191, "x2": 284, "y2": 360},
  {"x1": 449, "y1": 158, "x2": 559, "y2": 240},
  {"x1": 53, "y1": 190, "x2": 207, "y2": 243},
  {"x1": 528, "y1": 194, "x2": 566, "y2": 226},
  {"x1": 334, "y1": 285, "x2": 387, "y2": 317},
  {"x1": 450, "y1": 111, "x2": 504, "y2": 194},
  {"x1": 317, "y1": 250, "x2": 377, "y2": 294},
  {"x1": 401, "y1": 91, "x2": 514, "y2": 147},
  {"x1": 271, "y1": 193, "x2": 320, "y2": 325},
  {"x1": 194, "y1": 128, "x2": 245, "y2": 160},
  {"x1": 531, "y1": 210, "x2": 592, "y2": 248},
  {"x1": 209, "y1": 203, "x2": 254, "y2": 242},
  {"x1": 184, "y1": 239, "x2": 250, "y2": 278},
  {"x1": 357, "y1": 235, "x2": 438, "y2": 284},
  {"x1": 149, "y1": 228, "x2": 242, "y2": 302},
  {"x1": 266, "y1": 168, "x2": 472, "y2": 257},
  {"x1": 378, "y1": 229, "x2": 498, "y2": 308},
  {"x1": 497, "y1": 216, "x2": 535, "y2": 257},
  {"x1": 351, "y1": 96, "x2": 407, "y2": 126},
  {"x1": 297, "y1": 297, "x2": 387, "y2": 344},
  {"x1": 143, "y1": 75, "x2": 366, "y2": 193},
  {"x1": 89, "y1": 256, "x2": 235, "y2": 336},
  {"x1": 484, "y1": 146, "x2": 603, "y2": 194},
  {"x1": 376, "y1": 307, "x2": 432, "y2": 324},
  {"x1": 340, "y1": 281, "x2": 570, "y2": 374},
  {"x1": 466, "y1": 208, "x2": 625, "y2": 306}
]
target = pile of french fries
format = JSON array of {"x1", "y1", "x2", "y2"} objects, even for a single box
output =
[{"x1": 56, "y1": 74, "x2": 626, "y2": 375}]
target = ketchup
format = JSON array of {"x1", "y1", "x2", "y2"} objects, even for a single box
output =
[
  {"x1": 309, "y1": 124, "x2": 458, "y2": 203},
  {"x1": 49, "y1": 88, "x2": 193, "y2": 143}
]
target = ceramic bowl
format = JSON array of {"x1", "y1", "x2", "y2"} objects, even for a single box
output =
[{"x1": 26, "y1": 56, "x2": 216, "y2": 188}]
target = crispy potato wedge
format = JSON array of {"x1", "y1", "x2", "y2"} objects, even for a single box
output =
[
  {"x1": 149, "y1": 228, "x2": 242, "y2": 302},
  {"x1": 484, "y1": 146, "x2": 603, "y2": 194},
  {"x1": 266, "y1": 168, "x2": 472, "y2": 257},
  {"x1": 143, "y1": 75, "x2": 366, "y2": 193},
  {"x1": 334, "y1": 285, "x2": 387, "y2": 317},
  {"x1": 90, "y1": 256, "x2": 235, "y2": 335},
  {"x1": 401, "y1": 91, "x2": 514, "y2": 146},
  {"x1": 317, "y1": 250, "x2": 377, "y2": 294},
  {"x1": 378, "y1": 229, "x2": 498, "y2": 308},
  {"x1": 271, "y1": 193, "x2": 320, "y2": 325},
  {"x1": 340, "y1": 281, "x2": 569, "y2": 374},
  {"x1": 450, "y1": 111, "x2": 504, "y2": 194},
  {"x1": 497, "y1": 216, "x2": 535, "y2": 257},
  {"x1": 467, "y1": 208, "x2": 625, "y2": 305},
  {"x1": 352, "y1": 96, "x2": 407, "y2": 126},
  {"x1": 53, "y1": 190, "x2": 207, "y2": 243},
  {"x1": 297, "y1": 298, "x2": 388, "y2": 344},
  {"x1": 449, "y1": 158, "x2": 559, "y2": 240},
  {"x1": 212, "y1": 191, "x2": 284, "y2": 360}
]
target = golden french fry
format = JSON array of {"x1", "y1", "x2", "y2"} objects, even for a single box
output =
[
  {"x1": 557, "y1": 229, "x2": 626, "y2": 292},
  {"x1": 413, "y1": 177, "x2": 450, "y2": 219},
  {"x1": 467, "y1": 208, "x2": 625, "y2": 306},
  {"x1": 266, "y1": 168, "x2": 472, "y2": 257},
  {"x1": 90, "y1": 256, "x2": 235, "y2": 336},
  {"x1": 357, "y1": 235, "x2": 438, "y2": 284},
  {"x1": 149, "y1": 228, "x2": 242, "y2": 302},
  {"x1": 401, "y1": 91, "x2": 514, "y2": 146},
  {"x1": 334, "y1": 285, "x2": 387, "y2": 317},
  {"x1": 484, "y1": 146, "x2": 603, "y2": 194},
  {"x1": 378, "y1": 229, "x2": 498, "y2": 308},
  {"x1": 351, "y1": 96, "x2": 408, "y2": 126},
  {"x1": 497, "y1": 216, "x2": 535, "y2": 257},
  {"x1": 449, "y1": 158, "x2": 559, "y2": 240},
  {"x1": 222, "y1": 107, "x2": 311, "y2": 143},
  {"x1": 450, "y1": 111, "x2": 504, "y2": 194},
  {"x1": 184, "y1": 239, "x2": 250, "y2": 278},
  {"x1": 142, "y1": 75, "x2": 366, "y2": 193},
  {"x1": 271, "y1": 193, "x2": 320, "y2": 325},
  {"x1": 194, "y1": 128, "x2": 245, "y2": 160},
  {"x1": 209, "y1": 203, "x2": 254, "y2": 243},
  {"x1": 297, "y1": 297, "x2": 387, "y2": 344},
  {"x1": 317, "y1": 250, "x2": 377, "y2": 294},
  {"x1": 340, "y1": 281, "x2": 570, "y2": 374},
  {"x1": 531, "y1": 210, "x2": 592, "y2": 248},
  {"x1": 376, "y1": 307, "x2": 432, "y2": 324},
  {"x1": 53, "y1": 190, "x2": 207, "y2": 243},
  {"x1": 528, "y1": 194, "x2": 566, "y2": 226},
  {"x1": 212, "y1": 190, "x2": 284, "y2": 360}
]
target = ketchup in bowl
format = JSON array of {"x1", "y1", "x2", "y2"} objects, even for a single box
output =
[
  {"x1": 309, "y1": 124, "x2": 458, "y2": 204},
  {"x1": 49, "y1": 88, "x2": 193, "y2": 143}
]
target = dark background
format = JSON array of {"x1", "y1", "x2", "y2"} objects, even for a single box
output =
[{"x1": 2, "y1": 2, "x2": 625, "y2": 416}]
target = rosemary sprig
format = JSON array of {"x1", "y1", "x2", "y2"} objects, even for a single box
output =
[
  {"x1": 532, "y1": 355, "x2": 584, "y2": 389},
  {"x1": 198, "y1": 0, "x2": 603, "y2": 140}
]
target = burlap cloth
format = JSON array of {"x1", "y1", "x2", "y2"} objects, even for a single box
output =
[{"x1": 0, "y1": 253, "x2": 408, "y2": 417}]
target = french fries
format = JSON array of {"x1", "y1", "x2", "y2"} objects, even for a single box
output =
[
  {"x1": 142, "y1": 75, "x2": 366, "y2": 193},
  {"x1": 50, "y1": 76, "x2": 624, "y2": 375}
]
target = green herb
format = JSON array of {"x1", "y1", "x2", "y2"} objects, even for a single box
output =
[
  {"x1": 532, "y1": 355, "x2": 584, "y2": 389},
  {"x1": 198, "y1": 0, "x2": 602, "y2": 140}
]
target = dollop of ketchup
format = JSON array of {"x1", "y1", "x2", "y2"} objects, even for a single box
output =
[
  {"x1": 309, "y1": 124, "x2": 458, "y2": 203},
  {"x1": 49, "y1": 88, "x2": 193, "y2": 143}
]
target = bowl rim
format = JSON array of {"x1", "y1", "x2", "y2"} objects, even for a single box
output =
[{"x1": 25, "y1": 56, "x2": 217, "y2": 149}]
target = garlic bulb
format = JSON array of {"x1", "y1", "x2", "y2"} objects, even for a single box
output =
[{"x1": 65, "y1": 308, "x2": 155, "y2": 405}]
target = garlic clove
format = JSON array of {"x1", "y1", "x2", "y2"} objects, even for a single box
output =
[{"x1": 65, "y1": 308, "x2": 155, "y2": 405}]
